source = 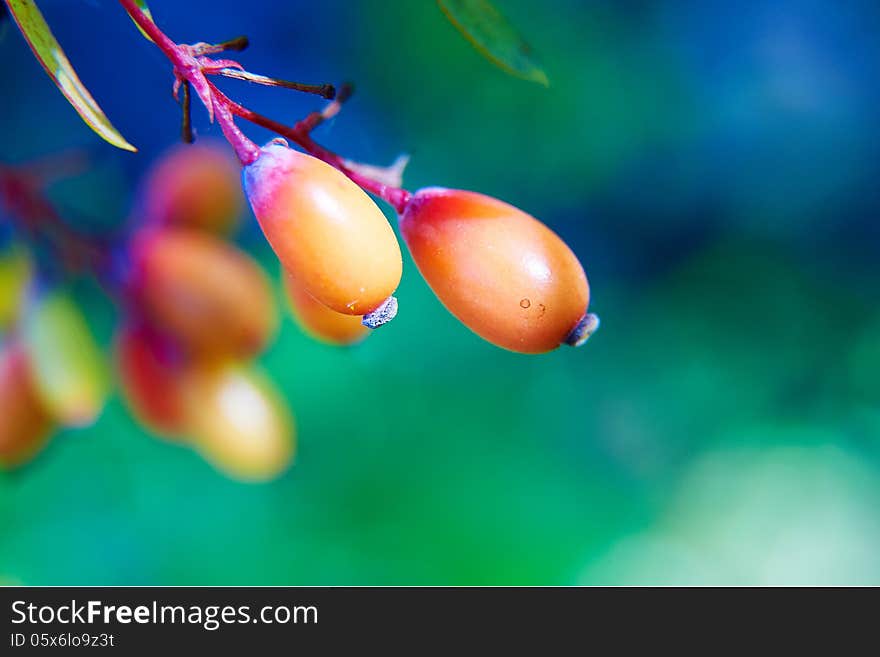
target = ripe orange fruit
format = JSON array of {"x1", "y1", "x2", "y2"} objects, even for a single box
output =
[
  {"x1": 243, "y1": 143, "x2": 401, "y2": 315},
  {"x1": 0, "y1": 342, "x2": 53, "y2": 468},
  {"x1": 400, "y1": 188, "x2": 591, "y2": 354},
  {"x1": 142, "y1": 142, "x2": 244, "y2": 234},
  {"x1": 132, "y1": 227, "x2": 277, "y2": 358},
  {"x1": 284, "y1": 272, "x2": 368, "y2": 346}
]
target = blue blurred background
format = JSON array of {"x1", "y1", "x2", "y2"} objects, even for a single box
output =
[{"x1": 2, "y1": 0, "x2": 880, "y2": 584}]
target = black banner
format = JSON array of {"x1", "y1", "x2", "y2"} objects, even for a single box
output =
[
  {"x1": 0, "y1": 586, "x2": 611, "y2": 651},
  {"x1": 2, "y1": 585, "x2": 855, "y2": 651}
]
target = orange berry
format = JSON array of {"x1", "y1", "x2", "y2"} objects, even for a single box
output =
[
  {"x1": 142, "y1": 142, "x2": 244, "y2": 234},
  {"x1": 132, "y1": 227, "x2": 277, "y2": 358},
  {"x1": 243, "y1": 143, "x2": 401, "y2": 315},
  {"x1": 115, "y1": 322, "x2": 188, "y2": 437},
  {"x1": 283, "y1": 272, "x2": 369, "y2": 346},
  {"x1": 0, "y1": 341, "x2": 53, "y2": 468},
  {"x1": 400, "y1": 188, "x2": 592, "y2": 354},
  {"x1": 182, "y1": 361, "x2": 295, "y2": 482}
]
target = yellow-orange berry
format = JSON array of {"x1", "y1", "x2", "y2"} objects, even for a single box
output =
[
  {"x1": 284, "y1": 272, "x2": 368, "y2": 346},
  {"x1": 132, "y1": 227, "x2": 277, "y2": 358},
  {"x1": 0, "y1": 342, "x2": 53, "y2": 469},
  {"x1": 182, "y1": 362, "x2": 295, "y2": 482},
  {"x1": 243, "y1": 143, "x2": 401, "y2": 315},
  {"x1": 400, "y1": 188, "x2": 591, "y2": 354},
  {"x1": 142, "y1": 142, "x2": 244, "y2": 234}
]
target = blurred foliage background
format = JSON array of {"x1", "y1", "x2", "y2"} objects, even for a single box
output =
[{"x1": 2, "y1": 0, "x2": 880, "y2": 585}]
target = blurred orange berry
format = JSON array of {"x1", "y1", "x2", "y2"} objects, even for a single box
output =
[
  {"x1": 0, "y1": 341, "x2": 53, "y2": 469},
  {"x1": 400, "y1": 188, "x2": 590, "y2": 354},
  {"x1": 183, "y1": 361, "x2": 295, "y2": 482},
  {"x1": 132, "y1": 227, "x2": 277, "y2": 358},
  {"x1": 142, "y1": 142, "x2": 244, "y2": 234},
  {"x1": 243, "y1": 143, "x2": 401, "y2": 315},
  {"x1": 284, "y1": 272, "x2": 368, "y2": 346},
  {"x1": 115, "y1": 322, "x2": 188, "y2": 438}
]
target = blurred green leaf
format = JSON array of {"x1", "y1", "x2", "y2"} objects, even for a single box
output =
[
  {"x1": 0, "y1": 245, "x2": 31, "y2": 331},
  {"x1": 22, "y1": 290, "x2": 109, "y2": 427},
  {"x1": 438, "y1": 0, "x2": 549, "y2": 86},
  {"x1": 5, "y1": 0, "x2": 137, "y2": 151}
]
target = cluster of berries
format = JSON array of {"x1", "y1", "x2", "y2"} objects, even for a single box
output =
[
  {"x1": 1, "y1": 3, "x2": 599, "y2": 481},
  {"x1": 0, "y1": 157, "x2": 109, "y2": 471},
  {"x1": 118, "y1": 143, "x2": 293, "y2": 481},
  {"x1": 0, "y1": 259, "x2": 107, "y2": 471},
  {"x1": 244, "y1": 142, "x2": 598, "y2": 354},
  {"x1": 1, "y1": 144, "x2": 352, "y2": 479}
]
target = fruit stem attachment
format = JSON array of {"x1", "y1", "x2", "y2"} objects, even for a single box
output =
[
  {"x1": 565, "y1": 313, "x2": 600, "y2": 347},
  {"x1": 206, "y1": 82, "x2": 413, "y2": 213}
]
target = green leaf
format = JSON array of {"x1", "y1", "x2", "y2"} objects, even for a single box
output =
[
  {"x1": 5, "y1": 0, "x2": 137, "y2": 151},
  {"x1": 22, "y1": 291, "x2": 109, "y2": 427},
  {"x1": 128, "y1": 0, "x2": 155, "y2": 43},
  {"x1": 438, "y1": 0, "x2": 549, "y2": 86}
]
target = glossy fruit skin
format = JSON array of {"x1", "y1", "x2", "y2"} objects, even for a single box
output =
[
  {"x1": 115, "y1": 322, "x2": 188, "y2": 438},
  {"x1": 183, "y1": 362, "x2": 295, "y2": 482},
  {"x1": 284, "y1": 273, "x2": 368, "y2": 346},
  {"x1": 132, "y1": 227, "x2": 277, "y2": 358},
  {"x1": 400, "y1": 188, "x2": 590, "y2": 354},
  {"x1": 243, "y1": 143, "x2": 402, "y2": 315},
  {"x1": 0, "y1": 342, "x2": 53, "y2": 468},
  {"x1": 142, "y1": 142, "x2": 244, "y2": 234}
]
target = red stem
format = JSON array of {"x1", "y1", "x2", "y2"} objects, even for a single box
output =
[
  {"x1": 118, "y1": 0, "x2": 181, "y2": 63},
  {"x1": 0, "y1": 169, "x2": 106, "y2": 274},
  {"x1": 118, "y1": 0, "x2": 260, "y2": 165},
  {"x1": 207, "y1": 82, "x2": 411, "y2": 213},
  {"x1": 117, "y1": 0, "x2": 412, "y2": 212}
]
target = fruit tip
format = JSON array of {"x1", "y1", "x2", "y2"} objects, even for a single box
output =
[
  {"x1": 362, "y1": 296, "x2": 398, "y2": 329},
  {"x1": 565, "y1": 312, "x2": 599, "y2": 348}
]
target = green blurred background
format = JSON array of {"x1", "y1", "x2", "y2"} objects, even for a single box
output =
[{"x1": 2, "y1": 0, "x2": 880, "y2": 585}]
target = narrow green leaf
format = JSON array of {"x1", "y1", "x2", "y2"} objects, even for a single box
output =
[
  {"x1": 5, "y1": 0, "x2": 137, "y2": 151},
  {"x1": 438, "y1": 0, "x2": 549, "y2": 86},
  {"x1": 129, "y1": 0, "x2": 155, "y2": 43}
]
